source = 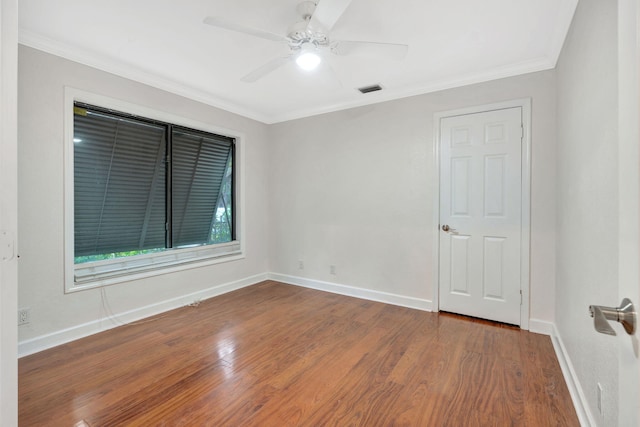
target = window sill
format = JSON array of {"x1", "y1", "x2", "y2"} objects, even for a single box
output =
[{"x1": 67, "y1": 242, "x2": 242, "y2": 293}]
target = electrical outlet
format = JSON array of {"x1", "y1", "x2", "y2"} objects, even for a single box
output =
[
  {"x1": 597, "y1": 383, "x2": 603, "y2": 415},
  {"x1": 18, "y1": 308, "x2": 30, "y2": 325},
  {"x1": 298, "y1": 260, "x2": 304, "y2": 270},
  {"x1": 330, "y1": 265, "x2": 336, "y2": 275}
]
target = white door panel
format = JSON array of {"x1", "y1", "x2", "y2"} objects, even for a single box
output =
[{"x1": 439, "y1": 107, "x2": 523, "y2": 325}]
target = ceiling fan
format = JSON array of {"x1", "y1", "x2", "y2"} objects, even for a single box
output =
[{"x1": 203, "y1": 0, "x2": 409, "y2": 82}]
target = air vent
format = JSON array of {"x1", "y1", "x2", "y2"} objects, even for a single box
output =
[{"x1": 357, "y1": 84, "x2": 383, "y2": 94}]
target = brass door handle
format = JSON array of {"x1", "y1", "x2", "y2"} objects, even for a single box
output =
[{"x1": 441, "y1": 224, "x2": 457, "y2": 233}]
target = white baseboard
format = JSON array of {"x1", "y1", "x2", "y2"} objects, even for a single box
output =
[
  {"x1": 18, "y1": 273, "x2": 268, "y2": 358},
  {"x1": 268, "y1": 272, "x2": 433, "y2": 312},
  {"x1": 529, "y1": 320, "x2": 595, "y2": 426},
  {"x1": 528, "y1": 318, "x2": 554, "y2": 335},
  {"x1": 551, "y1": 324, "x2": 596, "y2": 427}
]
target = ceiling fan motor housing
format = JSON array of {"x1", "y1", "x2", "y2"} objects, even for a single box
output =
[
  {"x1": 287, "y1": 21, "x2": 310, "y2": 42},
  {"x1": 288, "y1": 1, "x2": 328, "y2": 45}
]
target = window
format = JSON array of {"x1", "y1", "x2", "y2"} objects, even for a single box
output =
[{"x1": 66, "y1": 94, "x2": 243, "y2": 291}]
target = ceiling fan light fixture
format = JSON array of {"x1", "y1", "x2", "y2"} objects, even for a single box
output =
[{"x1": 296, "y1": 43, "x2": 322, "y2": 71}]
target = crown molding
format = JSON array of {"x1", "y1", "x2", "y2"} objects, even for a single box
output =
[
  {"x1": 20, "y1": 29, "x2": 558, "y2": 125},
  {"x1": 18, "y1": 30, "x2": 272, "y2": 124},
  {"x1": 269, "y1": 56, "x2": 556, "y2": 123}
]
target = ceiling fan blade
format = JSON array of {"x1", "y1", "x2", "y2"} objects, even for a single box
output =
[
  {"x1": 331, "y1": 40, "x2": 409, "y2": 61},
  {"x1": 241, "y1": 56, "x2": 293, "y2": 83},
  {"x1": 203, "y1": 16, "x2": 287, "y2": 43},
  {"x1": 307, "y1": 0, "x2": 354, "y2": 33}
]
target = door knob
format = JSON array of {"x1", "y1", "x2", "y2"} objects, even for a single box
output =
[
  {"x1": 441, "y1": 224, "x2": 457, "y2": 233},
  {"x1": 589, "y1": 298, "x2": 636, "y2": 336}
]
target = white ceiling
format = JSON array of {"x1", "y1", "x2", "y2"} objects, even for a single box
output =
[{"x1": 18, "y1": 0, "x2": 578, "y2": 124}]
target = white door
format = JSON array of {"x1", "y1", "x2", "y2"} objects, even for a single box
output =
[
  {"x1": 439, "y1": 107, "x2": 523, "y2": 325},
  {"x1": 0, "y1": 0, "x2": 19, "y2": 424}
]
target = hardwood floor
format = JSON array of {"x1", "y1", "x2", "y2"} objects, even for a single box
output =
[{"x1": 19, "y1": 281, "x2": 579, "y2": 426}]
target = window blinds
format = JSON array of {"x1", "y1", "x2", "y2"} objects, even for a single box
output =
[
  {"x1": 73, "y1": 104, "x2": 234, "y2": 259},
  {"x1": 171, "y1": 128, "x2": 233, "y2": 247},
  {"x1": 74, "y1": 110, "x2": 166, "y2": 256}
]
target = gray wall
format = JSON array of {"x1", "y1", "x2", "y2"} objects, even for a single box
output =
[
  {"x1": 18, "y1": 46, "x2": 271, "y2": 343},
  {"x1": 269, "y1": 70, "x2": 557, "y2": 324},
  {"x1": 555, "y1": 0, "x2": 620, "y2": 424}
]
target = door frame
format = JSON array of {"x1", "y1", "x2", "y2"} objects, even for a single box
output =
[
  {"x1": 432, "y1": 98, "x2": 532, "y2": 329},
  {"x1": 0, "y1": 0, "x2": 19, "y2": 424}
]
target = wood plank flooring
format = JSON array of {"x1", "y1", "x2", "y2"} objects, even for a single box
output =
[{"x1": 19, "y1": 281, "x2": 579, "y2": 426}]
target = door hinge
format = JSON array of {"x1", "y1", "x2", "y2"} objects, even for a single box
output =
[
  {"x1": 520, "y1": 290, "x2": 523, "y2": 305},
  {"x1": 521, "y1": 125, "x2": 524, "y2": 139}
]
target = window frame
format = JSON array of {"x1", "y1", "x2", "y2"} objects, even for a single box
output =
[{"x1": 64, "y1": 88, "x2": 245, "y2": 293}]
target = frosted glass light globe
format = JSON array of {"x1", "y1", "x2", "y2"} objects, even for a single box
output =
[{"x1": 296, "y1": 43, "x2": 321, "y2": 71}]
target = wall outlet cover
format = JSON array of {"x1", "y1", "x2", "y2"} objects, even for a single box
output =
[{"x1": 18, "y1": 308, "x2": 31, "y2": 325}]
